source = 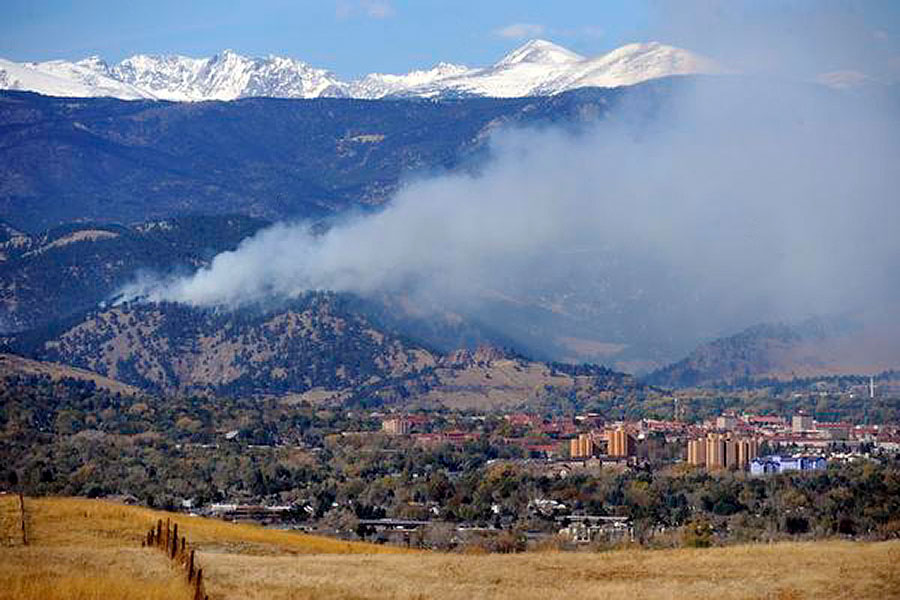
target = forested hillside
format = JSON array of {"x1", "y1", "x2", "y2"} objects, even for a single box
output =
[
  {"x1": 0, "y1": 215, "x2": 268, "y2": 332},
  {"x1": 0, "y1": 85, "x2": 667, "y2": 231}
]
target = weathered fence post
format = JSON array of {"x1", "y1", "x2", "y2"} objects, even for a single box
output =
[
  {"x1": 142, "y1": 519, "x2": 209, "y2": 596},
  {"x1": 193, "y1": 568, "x2": 204, "y2": 600},
  {"x1": 18, "y1": 491, "x2": 27, "y2": 546}
]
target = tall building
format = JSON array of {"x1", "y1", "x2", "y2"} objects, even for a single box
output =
[
  {"x1": 736, "y1": 438, "x2": 759, "y2": 470},
  {"x1": 692, "y1": 433, "x2": 758, "y2": 470},
  {"x1": 724, "y1": 438, "x2": 739, "y2": 469},
  {"x1": 792, "y1": 413, "x2": 814, "y2": 433},
  {"x1": 570, "y1": 433, "x2": 595, "y2": 458},
  {"x1": 608, "y1": 428, "x2": 635, "y2": 457},
  {"x1": 705, "y1": 433, "x2": 727, "y2": 468},
  {"x1": 382, "y1": 416, "x2": 411, "y2": 435},
  {"x1": 687, "y1": 438, "x2": 706, "y2": 466}
]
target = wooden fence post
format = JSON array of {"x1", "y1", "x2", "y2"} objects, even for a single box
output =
[
  {"x1": 142, "y1": 520, "x2": 209, "y2": 596},
  {"x1": 193, "y1": 568, "x2": 203, "y2": 600},
  {"x1": 18, "y1": 491, "x2": 27, "y2": 546}
]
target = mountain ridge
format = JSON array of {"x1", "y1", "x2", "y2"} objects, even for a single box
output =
[
  {"x1": 0, "y1": 40, "x2": 720, "y2": 101},
  {"x1": 645, "y1": 314, "x2": 900, "y2": 388}
]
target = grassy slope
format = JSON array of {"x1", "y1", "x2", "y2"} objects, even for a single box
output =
[
  {"x1": 0, "y1": 496, "x2": 405, "y2": 600},
  {"x1": 1, "y1": 496, "x2": 898, "y2": 599},
  {"x1": 0, "y1": 353, "x2": 140, "y2": 395},
  {"x1": 0, "y1": 495, "x2": 189, "y2": 600}
]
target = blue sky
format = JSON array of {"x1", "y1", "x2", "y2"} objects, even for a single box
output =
[
  {"x1": 3, "y1": 1, "x2": 899, "y2": 80},
  {"x1": 1, "y1": 1, "x2": 651, "y2": 76}
]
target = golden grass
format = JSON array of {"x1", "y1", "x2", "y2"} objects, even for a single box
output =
[
  {"x1": 0, "y1": 546, "x2": 191, "y2": 600},
  {"x1": 1, "y1": 495, "x2": 408, "y2": 555},
  {"x1": 0, "y1": 495, "x2": 191, "y2": 599},
  {"x1": 198, "y1": 540, "x2": 900, "y2": 600},
  {"x1": 2, "y1": 496, "x2": 898, "y2": 600},
  {"x1": 0, "y1": 495, "x2": 405, "y2": 600}
]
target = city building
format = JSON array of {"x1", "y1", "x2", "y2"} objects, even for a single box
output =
[
  {"x1": 716, "y1": 414, "x2": 738, "y2": 430},
  {"x1": 792, "y1": 412, "x2": 815, "y2": 433},
  {"x1": 691, "y1": 433, "x2": 758, "y2": 470},
  {"x1": 750, "y1": 455, "x2": 827, "y2": 476},
  {"x1": 570, "y1": 433, "x2": 596, "y2": 458},
  {"x1": 382, "y1": 416, "x2": 411, "y2": 435},
  {"x1": 706, "y1": 433, "x2": 727, "y2": 468},
  {"x1": 608, "y1": 428, "x2": 635, "y2": 457},
  {"x1": 558, "y1": 516, "x2": 633, "y2": 544},
  {"x1": 736, "y1": 438, "x2": 760, "y2": 469},
  {"x1": 687, "y1": 438, "x2": 706, "y2": 466}
]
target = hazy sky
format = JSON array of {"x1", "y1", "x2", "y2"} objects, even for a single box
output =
[{"x1": 3, "y1": 1, "x2": 900, "y2": 80}]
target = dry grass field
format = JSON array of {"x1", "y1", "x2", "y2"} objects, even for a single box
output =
[
  {"x1": 0, "y1": 495, "x2": 404, "y2": 600},
  {"x1": 199, "y1": 540, "x2": 900, "y2": 600},
  {"x1": 1, "y1": 495, "x2": 898, "y2": 600}
]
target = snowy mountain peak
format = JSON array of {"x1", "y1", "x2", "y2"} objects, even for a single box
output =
[
  {"x1": 0, "y1": 41, "x2": 723, "y2": 101},
  {"x1": 495, "y1": 39, "x2": 584, "y2": 67},
  {"x1": 76, "y1": 56, "x2": 110, "y2": 73}
]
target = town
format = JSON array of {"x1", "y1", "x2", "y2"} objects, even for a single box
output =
[
  {"x1": 180, "y1": 401, "x2": 900, "y2": 550},
  {"x1": 4, "y1": 371, "x2": 900, "y2": 551}
]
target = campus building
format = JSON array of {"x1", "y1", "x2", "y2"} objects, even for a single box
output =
[
  {"x1": 688, "y1": 434, "x2": 759, "y2": 470},
  {"x1": 382, "y1": 416, "x2": 411, "y2": 435},
  {"x1": 750, "y1": 455, "x2": 827, "y2": 475},
  {"x1": 608, "y1": 428, "x2": 635, "y2": 457},
  {"x1": 570, "y1": 433, "x2": 595, "y2": 458}
]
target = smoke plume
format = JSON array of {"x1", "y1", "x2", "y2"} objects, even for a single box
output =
[{"x1": 122, "y1": 4, "x2": 900, "y2": 367}]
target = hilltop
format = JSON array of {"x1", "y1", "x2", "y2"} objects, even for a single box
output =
[{"x1": 647, "y1": 315, "x2": 900, "y2": 388}]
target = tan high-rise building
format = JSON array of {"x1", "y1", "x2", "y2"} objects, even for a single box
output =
[
  {"x1": 570, "y1": 433, "x2": 595, "y2": 458},
  {"x1": 736, "y1": 438, "x2": 759, "y2": 469},
  {"x1": 697, "y1": 434, "x2": 758, "y2": 470},
  {"x1": 608, "y1": 428, "x2": 635, "y2": 457},
  {"x1": 706, "y1": 433, "x2": 727, "y2": 469},
  {"x1": 725, "y1": 438, "x2": 739, "y2": 469},
  {"x1": 687, "y1": 438, "x2": 707, "y2": 466}
]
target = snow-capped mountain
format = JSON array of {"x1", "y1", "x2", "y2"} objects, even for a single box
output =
[
  {"x1": 0, "y1": 56, "x2": 151, "y2": 99},
  {"x1": 0, "y1": 40, "x2": 721, "y2": 101},
  {"x1": 348, "y1": 62, "x2": 472, "y2": 99},
  {"x1": 111, "y1": 50, "x2": 348, "y2": 101}
]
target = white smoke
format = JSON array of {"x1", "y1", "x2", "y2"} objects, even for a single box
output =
[{"x1": 121, "y1": 3, "x2": 900, "y2": 366}]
